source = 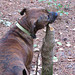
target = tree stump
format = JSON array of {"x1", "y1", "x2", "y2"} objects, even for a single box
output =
[{"x1": 41, "y1": 25, "x2": 55, "y2": 75}]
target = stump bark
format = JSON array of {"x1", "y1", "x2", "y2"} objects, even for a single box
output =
[{"x1": 41, "y1": 25, "x2": 55, "y2": 75}]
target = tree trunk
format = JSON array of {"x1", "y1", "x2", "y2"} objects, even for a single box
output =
[{"x1": 41, "y1": 25, "x2": 55, "y2": 75}]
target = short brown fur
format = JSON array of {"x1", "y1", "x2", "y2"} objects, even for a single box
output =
[{"x1": 0, "y1": 7, "x2": 57, "y2": 75}]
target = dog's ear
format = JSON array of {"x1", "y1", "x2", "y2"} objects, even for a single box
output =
[{"x1": 20, "y1": 8, "x2": 27, "y2": 15}]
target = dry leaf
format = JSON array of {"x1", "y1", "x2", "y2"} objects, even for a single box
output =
[
  {"x1": 34, "y1": 48, "x2": 39, "y2": 52},
  {"x1": 66, "y1": 43, "x2": 71, "y2": 47},
  {"x1": 55, "y1": 39, "x2": 59, "y2": 42}
]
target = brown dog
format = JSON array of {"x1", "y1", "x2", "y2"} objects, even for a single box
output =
[{"x1": 0, "y1": 7, "x2": 58, "y2": 75}]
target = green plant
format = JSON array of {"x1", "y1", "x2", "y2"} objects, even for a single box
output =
[{"x1": 38, "y1": 0, "x2": 70, "y2": 16}]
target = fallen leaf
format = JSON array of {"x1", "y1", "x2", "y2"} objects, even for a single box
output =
[
  {"x1": 34, "y1": 72, "x2": 40, "y2": 75},
  {"x1": 43, "y1": 29, "x2": 46, "y2": 32},
  {"x1": 60, "y1": 13, "x2": 63, "y2": 16},
  {"x1": 4, "y1": 21, "x2": 12, "y2": 27},
  {"x1": 33, "y1": 44, "x2": 38, "y2": 48},
  {"x1": 0, "y1": 12, "x2": 3, "y2": 15},
  {"x1": 55, "y1": 39, "x2": 59, "y2": 42},
  {"x1": 59, "y1": 31, "x2": 62, "y2": 35},
  {"x1": 65, "y1": 1, "x2": 68, "y2": 3},
  {"x1": 57, "y1": 42, "x2": 62, "y2": 46},
  {"x1": 38, "y1": 66, "x2": 42, "y2": 70},
  {"x1": 0, "y1": 19, "x2": 3, "y2": 23},
  {"x1": 34, "y1": 48, "x2": 39, "y2": 52},
  {"x1": 38, "y1": 0, "x2": 43, "y2": 2},
  {"x1": 53, "y1": 74, "x2": 58, "y2": 75},
  {"x1": 57, "y1": 10, "x2": 61, "y2": 13},
  {"x1": 36, "y1": 38, "x2": 39, "y2": 40},
  {"x1": 38, "y1": 59, "x2": 41, "y2": 65},
  {"x1": 32, "y1": 65, "x2": 36, "y2": 70},
  {"x1": 49, "y1": 0, "x2": 52, "y2": 2},
  {"x1": 18, "y1": 10, "x2": 21, "y2": 13},
  {"x1": 38, "y1": 45, "x2": 41, "y2": 48},
  {"x1": 68, "y1": 58, "x2": 73, "y2": 62},
  {"x1": 54, "y1": 0, "x2": 57, "y2": 1},
  {"x1": 67, "y1": 65, "x2": 72, "y2": 68},
  {"x1": 53, "y1": 56, "x2": 58, "y2": 62},
  {"x1": 66, "y1": 25, "x2": 69, "y2": 28},
  {"x1": 9, "y1": 0, "x2": 13, "y2": 2},
  {"x1": 58, "y1": 47, "x2": 64, "y2": 51},
  {"x1": 8, "y1": 13, "x2": 12, "y2": 16},
  {"x1": 72, "y1": 28, "x2": 75, "y2": 31},
  {"x1": 66, "y1": 42, "x2": 71, "y2": 47},
  {"x1": 64, "y1": 12, "x2": 69, "y2": 15},
  {"x1": 53, "y1": 3, "x2": 57, "y2": 6},
  {"x1": 30, "y1": 71, "x2": 35, "y2": 75}
]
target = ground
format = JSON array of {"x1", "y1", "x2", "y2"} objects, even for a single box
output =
[{"x1": 0, "y1": 0, "x2": 75, "y2": 75}]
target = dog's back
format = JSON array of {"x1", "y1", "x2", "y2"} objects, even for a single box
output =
[{"x1": 0, "y1": 30, "x2": 32, "y2": 75}]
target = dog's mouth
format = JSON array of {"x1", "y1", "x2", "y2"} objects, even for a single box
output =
[
  {"x1": 48, "y1": 12, "x2": 58, "y2": 24},
  {"x1": 34, "y1": 12, "x2": 58, "y2": 31}
]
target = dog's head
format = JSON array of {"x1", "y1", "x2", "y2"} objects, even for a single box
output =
[{"x1": 20, "y1": 7, "x2": 58, "y2": 38}]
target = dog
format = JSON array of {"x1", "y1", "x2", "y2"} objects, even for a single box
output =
[{"x1": 0, "y1": 7, "x2": 58, "y2": 75}]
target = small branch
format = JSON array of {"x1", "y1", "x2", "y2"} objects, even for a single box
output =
[
  {"x1": 41, "y1": 24, "x2": 55, "y2": 75},
  {"x1": 36, "y1": 53, "x2": 39, "y2": 75}
]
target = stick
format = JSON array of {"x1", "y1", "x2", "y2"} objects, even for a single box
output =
[{"x1": 41, "y1": 24, "x2": 55, "y2": 75}]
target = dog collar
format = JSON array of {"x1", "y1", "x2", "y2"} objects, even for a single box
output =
[{"x1": 16, "y1": 22, "x2": 30, "y2": 36}]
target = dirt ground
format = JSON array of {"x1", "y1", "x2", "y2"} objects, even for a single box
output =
[{"x1": 0, "y1": 0, "x2": 75, "y2": 75}]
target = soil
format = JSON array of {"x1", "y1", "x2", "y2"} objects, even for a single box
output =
[{"x1": 0, "y1": 0, "x2": 75, "y2": 75}]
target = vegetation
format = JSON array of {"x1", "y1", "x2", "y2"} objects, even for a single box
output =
[{"x1": 38, "y1": 0, "x2": 70, "y2": 16}]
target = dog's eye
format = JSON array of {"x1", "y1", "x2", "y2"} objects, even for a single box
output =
[{"x1": 38, "y1": 15, "x2": 48, "y2": 22}]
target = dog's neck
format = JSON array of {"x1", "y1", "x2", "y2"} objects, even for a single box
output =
[
  {"x1": 4, "y1": 16, "x2": 34, "y2": 45},
  {"x1": 17, "y1": 16, "x2": 36, "y2": 38},
  {"x1": 18, "y1": 16, "x2": 31, "y2": 33}
]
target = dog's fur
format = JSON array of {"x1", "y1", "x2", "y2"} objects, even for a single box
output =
[{"x1": 0, "y1": 7, "x2": 57, "y2": 75}]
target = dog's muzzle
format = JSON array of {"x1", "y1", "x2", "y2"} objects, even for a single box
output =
[{"x1": 48, "y1": 12, "x2": 58, "y2": 23}]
